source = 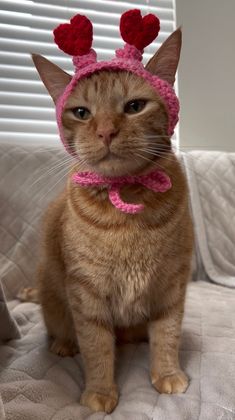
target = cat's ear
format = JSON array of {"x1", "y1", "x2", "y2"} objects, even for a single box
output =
[
  {"x1": 32, "y1": 54, "x2": 72, "y2": 103},
  {"x1": 145, "y1": 28, "x2": 182, "y2": 86}
]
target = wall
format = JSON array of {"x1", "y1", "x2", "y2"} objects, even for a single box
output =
[{"x1": 176, "y1": 0, "x2": 235, "y2": 151}]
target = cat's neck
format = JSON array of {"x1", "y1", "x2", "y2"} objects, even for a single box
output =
[{"x1": 67, "y1": 153, "x2": 187, "y2": 227}]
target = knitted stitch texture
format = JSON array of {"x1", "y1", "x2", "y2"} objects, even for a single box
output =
[{"x1": 72, "y1": 170, "x2": 172, "y2": 214}]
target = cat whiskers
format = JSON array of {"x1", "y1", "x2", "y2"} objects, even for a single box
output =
[
  {"x1": 134, "y1": 151, "x2": 171, "y2": 174},
  {"x1": 37, "y1": 166, "x2": 71, "y2": 204},
  {"x1": 27, "y1": 155, "x2": 77, "y2": 191},
  {"x1": 144, "y1": 135, "x2": 171, "y2": 140},
  {"x1": 135, "y1": 147, "x2": 221, "y2": 184},
  {"x1": 131, "y1": 138, "x2": 172, "y2": 151},
  {"x1": 4, "y1": 146, "x2": 66, "y2": 155},
  {"x1": 37, "y1": 156, "x2": 90, "y2": 203},
  {"x1": 27, "y1": 149, "x2": 90, "y2": 193},
  {"x1": 134, "y1": 135, "x2": 172, "y2": 146},
  {"x1": 134, "y1": 151, "x2": 184, "y2": 181}
]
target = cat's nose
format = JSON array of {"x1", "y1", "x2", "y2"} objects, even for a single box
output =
[{"x1": 97, "y1": 127, "x2": 119, "y2": 146}]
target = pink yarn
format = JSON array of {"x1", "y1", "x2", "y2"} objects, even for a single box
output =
[
  {"x1": 116, "y1": 44, "x2": 143, "y2": 61},
  {"x1": 72, "y1": 49, "x2": 97, "y2": 70},
  {"x1": 72, "y1": 169, "x2": 171, "y2": 214}
]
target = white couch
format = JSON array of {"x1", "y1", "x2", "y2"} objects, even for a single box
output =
[{"x1": 0, "y1": 141, "x2": 235, "y2": 420}]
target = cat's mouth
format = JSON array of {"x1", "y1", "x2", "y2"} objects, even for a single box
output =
[
  {"x1": 99, "y1": 151, "x2": 123, "y2": 162},
  {"x1": 87, "y1": 149, "x2": 151, "y2": 177},
  {"x1": 86, "y1": 149, "x2": 135, "y2": 177},
  {"x1": 78, "y1": 142, "x2": 164, "y2": 177}
]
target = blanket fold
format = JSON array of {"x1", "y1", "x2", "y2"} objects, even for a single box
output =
[
  {"x1": 184, "y1": 151, "x2": 235, "y2": 288},
  {"x1": 1, "y1": 281, "x2": 235, "y2": 420},
  {"x1": 0, "y1": 283, "x2": 20, "y2": 341}
]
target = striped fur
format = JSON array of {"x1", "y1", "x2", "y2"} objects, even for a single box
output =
[{"x1": 37, "y1": 69, "x2": 193, "y2": 413}]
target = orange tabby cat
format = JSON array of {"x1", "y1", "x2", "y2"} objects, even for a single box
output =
[{"x1": 33, "y1": 28, "x2": 194, "y2": 413}]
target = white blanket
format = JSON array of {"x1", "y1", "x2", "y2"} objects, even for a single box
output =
[
  {"x1": 1, "y1": 142, "x2": 235, "y2": 419},
  {"x1": 1, "y1": 281, "x2": 235, "y2": 420},
  {"x1": 184, "y1": 151, "x2": 235, "y2": 288},
  {"x1": 1, "y1": 142, "x2": 235, "y2": 293},
  {"x1": 0, "y1": 141, "x2": 67, "y2": 300}
]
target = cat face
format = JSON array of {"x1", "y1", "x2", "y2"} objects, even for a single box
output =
[
  {"x1": 32, "y1": 28, "x2": 181, "y2": 176},
  {"x1": 62, "y1": 70, "x2": 169, "y2": 176}
]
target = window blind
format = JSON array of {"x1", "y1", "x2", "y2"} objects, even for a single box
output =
[{"x1": 0, "y1": 0, "x2": 176, "y2": 142}]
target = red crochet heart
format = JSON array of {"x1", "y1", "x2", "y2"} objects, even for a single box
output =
[
  {"x1": 120, "y1": 9, "x2": 160, "y2": 51},
  {"x1": 54, "y1": 14, "x2": 93, "y2": 56}
]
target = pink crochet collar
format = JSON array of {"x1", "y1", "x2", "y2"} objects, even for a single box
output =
[{"x1": 72, "y1": 169, "x2": 171, "y2": 214}]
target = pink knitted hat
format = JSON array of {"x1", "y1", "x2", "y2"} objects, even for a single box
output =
[{"x1": 53, "y1": 9, "x2": 179, "y2": 155}]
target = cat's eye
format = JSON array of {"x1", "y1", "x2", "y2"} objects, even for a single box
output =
[
  {"x1": 124, "y1": 99, "x2": 146, "y2": 114},
  {"x1": 72, "y1": 107, "x2": 91, "y2": 120}
]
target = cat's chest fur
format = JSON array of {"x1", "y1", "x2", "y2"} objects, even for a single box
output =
[{"x1": 64, "y1": 216, "x2": 168, "y2": 326}]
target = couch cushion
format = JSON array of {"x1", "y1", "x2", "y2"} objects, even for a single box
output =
[{"x1": 1, "y1": 281, "x2": 235, "y2": 420}]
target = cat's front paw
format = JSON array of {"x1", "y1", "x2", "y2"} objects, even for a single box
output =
[
  {"x1": 151, "y1": 370, "x2": 189, "y2": 394},
  {"x1": 80, "y1": 387, "x2": 118, "y2": 413}
]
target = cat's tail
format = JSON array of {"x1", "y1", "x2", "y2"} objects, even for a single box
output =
[{"x1": 17, "y1": 287, "x2": 40, "y2": 304}]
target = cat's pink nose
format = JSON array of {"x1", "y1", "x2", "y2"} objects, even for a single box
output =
[{"x1": 97, "y1": 127, "x2": 119, "y2": 146}]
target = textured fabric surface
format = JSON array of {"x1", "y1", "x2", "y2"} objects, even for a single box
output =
[
  {"x1": 0, "y1": 141, "x2": 67, "y2": 301},
  {"x1": 0, "y1": 283, "x2": 20, "y2": 342},
  {"x1": 184, "y1": 151, "x2": 235, "y2": 288},
  {"x1": 72, "y1": 169, "x2": 171, "y2": 214},
  {"x1": 1, "y1": 142, "x2": 235, "y2": 418},
  {"x1": 1, "y1": 281, "x2": 235, "y2": 420}
]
